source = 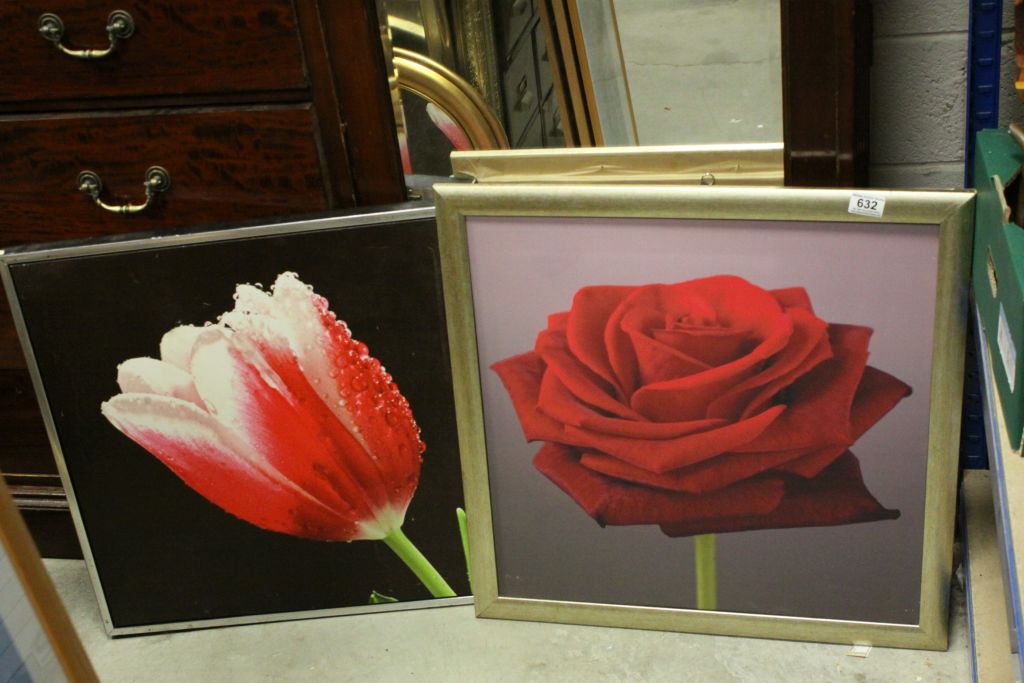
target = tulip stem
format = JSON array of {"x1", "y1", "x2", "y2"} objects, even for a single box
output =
[
  {"x1": 383, "y1": 527, "x2": 456, "y2": 598},
  {"x1": 694, "y1": 534, "x2": 717, "y2": 610}
]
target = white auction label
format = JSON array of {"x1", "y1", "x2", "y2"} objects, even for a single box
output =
[{"x1": 848, "y1": 192, "x2": 886, "y2": 218}]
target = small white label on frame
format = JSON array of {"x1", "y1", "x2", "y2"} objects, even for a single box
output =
[
  {"x1": 999, "y1": 303, "x2": 1017, "y2": 393},
  {"x1": 847, "y1": 193, "x2": 886, "y2": 218}
]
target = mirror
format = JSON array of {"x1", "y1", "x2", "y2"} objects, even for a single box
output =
[{"x1": 572, "y1": 0, "x2": 783, "y2": 146}]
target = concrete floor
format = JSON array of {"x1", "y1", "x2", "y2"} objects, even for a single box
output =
[
  {"x1": 45, "y1": 559, "x2": 969, "y2": 682},
  {"x1": 614, "y1": 0, "x2": 783, "y2": 145}
]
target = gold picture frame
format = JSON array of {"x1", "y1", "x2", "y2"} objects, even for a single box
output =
[
  {"x1": 0, "y1": 476, "x2": 97, "y2": 681},
  {"x1": 394, "y1": 47, "x2": 509, "y2": 151},
  {"x1": 450, "y1": 142, "x2": 784, "y2": 185},
  {"x1": 435, "y1": 183, "x2": 973, "y2": 649}
]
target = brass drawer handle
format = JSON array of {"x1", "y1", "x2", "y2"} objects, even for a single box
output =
[
  {"x1": 77, "y1": 167, "x2": 170, "y2": 215},
  {"x1": 38, "y1": 10, "x2": 135, "y2": 59}
]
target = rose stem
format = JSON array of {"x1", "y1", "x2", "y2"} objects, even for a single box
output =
[
  {"x1": 694, "y1": 534, "x2": 718, "y2": 610},
  {"x1": 383, "y1": 527, "x2": 457, "y2": 598}
]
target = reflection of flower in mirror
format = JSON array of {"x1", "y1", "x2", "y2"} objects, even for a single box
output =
[
  {"x1": 493, "y1": 275, "x2": 910, "y2": 537},
  {"x1": 102, "y1": 272, "x2": 454, "y2": 597}
]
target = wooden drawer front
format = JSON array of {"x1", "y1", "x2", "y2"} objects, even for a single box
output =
[
  {"x1": 0, "y1": 370, "x2": 54, "y2": 476},
  {"x1": 0, "y1": 106, "x2": 329, "y2": 244},
  {"x1": 0, "y1": 1, "x2": 306, "y2": 104}
]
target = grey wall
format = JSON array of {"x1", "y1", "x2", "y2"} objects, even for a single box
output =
[{"x1": 870, "y1": 0, "x2": 1024, "y2": 189}]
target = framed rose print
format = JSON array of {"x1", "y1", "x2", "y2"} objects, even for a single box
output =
[
  {"x1": 1, "y1": 206, "x2": 471, "y2": 635},
  {"x1": 435, "y1": 184, "x2": 974, "y2": 649}
]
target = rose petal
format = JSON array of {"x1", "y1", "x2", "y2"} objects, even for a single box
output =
[
  {"x1": 116, "y1": 357, "x2": 202, "y2": 407},
  {"x1": 535, "y1": 326, "x2": 642, "y2": 419},
  {"x1": 659, "y1": 452, "x2": 900, "y2": 537},
  {"x1": 733, "y1": 324, "x2": 872, "y2": 452},
  {"x1": 778, "y1": 365, "x2": 911, "y2": 477},
  {"x1": 537, "y1": 370, "x2": 727, "y2": 439},
  {"x1": 561, "y1": 404, "x2": 785, "y2": 473},
  {"x1": 608, "y1": 277, "x2": 794, "y2": 397},
  {"x1": 101, "y1": 394, "x2": 360, "y2": 540},
  {"x1": 565, "y1": 285, "x2": 635, "y2": 391},
  {"x1": 770, "y1": 287, "x2": 814, "y2": 313},
  {"x1": 628, "y1": 311, "x2": 792, "y2": 422},
  {"x1": 491, "y1": 352, "x2": 569, "y2": 443},
  {"x1": 650, "y1": 326, "x2": 757, "y2": 368},
  {"x1": 533, "y1": 443, "x2": 786, "y2": 526},
  {"x1": 579, "y1": 444, "x2": 846, "y2": 494},
  {"x1": 706, "y1": 307, "x2": 831, "y2": 421}
]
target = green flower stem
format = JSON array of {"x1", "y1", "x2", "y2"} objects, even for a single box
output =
[
  {"x1": 694, "y1": 534, "x2": 717, "y2": 610},
  {"x1": 457, "y1": 507, "x2": 472, "y2": 589},
  {"x1": 382, "y1": 527, "x2": 456, "y2": 598}
]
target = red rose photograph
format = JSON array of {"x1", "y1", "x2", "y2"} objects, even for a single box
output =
[
  {"x1": 493, "y1": 274, "x2": 910, "y2": 538},
  {"x1": 460, "y1": 212, "x2": 944, "y2": 625}
]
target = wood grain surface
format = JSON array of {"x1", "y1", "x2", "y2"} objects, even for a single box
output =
[
  {"x1": 0, "y1": 105, "x2": 330, "y2": 243},
  {"x1": 0, "y1": 1, "x2": 307, "y2": 105}
]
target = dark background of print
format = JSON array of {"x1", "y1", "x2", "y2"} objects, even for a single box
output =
[
  {"x1": 8, "y1": 215, "x2": 469, "y2": 628},
  {"x1": 467, "y1": 215, "x2": 942, "y2": 625}
]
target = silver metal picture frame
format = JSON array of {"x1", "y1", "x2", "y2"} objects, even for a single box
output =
[{"x1": 1, "y1": 205, "x2": 472, "y2": 635}]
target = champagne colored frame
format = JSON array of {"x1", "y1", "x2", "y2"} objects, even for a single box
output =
[
  {"x1": 450, "y1": 142, "x2": 784, "y2": 185},
  {"x1": 435, "y1": 183, "x2": 974, "y2": 649},
  {"x1": 0, "y1": 476, "x2": 97, "y2": 681}
]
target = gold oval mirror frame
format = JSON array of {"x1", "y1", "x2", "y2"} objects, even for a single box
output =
[{"x1": 393, "y1": 47, "x2": 509, "y2": 151}]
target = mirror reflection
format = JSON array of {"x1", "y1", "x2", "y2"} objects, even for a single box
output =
[{"x1": 379, "y1": 0, "x2": 784, "y2": 173}]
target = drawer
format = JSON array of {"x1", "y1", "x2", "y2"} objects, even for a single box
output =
[
  {"x1": 0, "y1": 105, "x2": 330, "y2": 244},
  {"x1": 541, "y1": 91, "x2": 565, "y2": 148},
  {"x1": 502, "y1": 31, "x2": 541, "y2": 148},
  {"x1": 0, "y1": 1, "x2": 307, "y2": 105},
  {"x1": 533, "y1": 20, "x2": 553, "y2": 102},
  {"x1": 517, "y1": 109, "x2": 543, "y2": 149},
  {"x1": 0, "y1": 370, "x2": 55, "y2": 477},
  {"x1": 496, "y1": 0, "x2": 534, "y2": 62}
]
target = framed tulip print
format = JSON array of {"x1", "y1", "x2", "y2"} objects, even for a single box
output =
[
  {"x1": 0, "y1": 206, "x2": 472, "y2": 635},
  {"x1": 435, "y1": 183, "x2": 974, "y2": 649}
]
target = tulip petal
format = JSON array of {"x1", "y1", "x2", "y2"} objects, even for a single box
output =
[
  {"x1": 534, "y1": 443, "x2": 786, "y2": 526},
  {"x1": 659, "y1": 452, "x2": 900, "y2": 537},
  {"x1": 101, "y1": 393, "x2": 359, "y2": 540},
  {"x1": 159, "y1": 325, "x2": 206, "y2": 371},
  {"x1": 189, "y1": 330, "x2": 391, "y2": 532},
  {"x1": 116, "y1": 357, "x2": 202, "y2": 407},
  {"x1": 264, "y1": 273, "x2": 424, "y2": 504},
  {"x1": 220, "y1": 274, "x2": 423, "y2": 520}
]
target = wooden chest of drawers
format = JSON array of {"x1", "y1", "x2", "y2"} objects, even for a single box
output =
[{"x1": 0, "y1": 0, "x2": 405, "y2": 556}]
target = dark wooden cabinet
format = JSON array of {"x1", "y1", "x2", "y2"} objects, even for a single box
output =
[
  {"x1": 781, "y1": 0, "x2": 872, "y2": 187},
  {"x1": 0, "y1": 0, "x2": 405, "y2": 556}
]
